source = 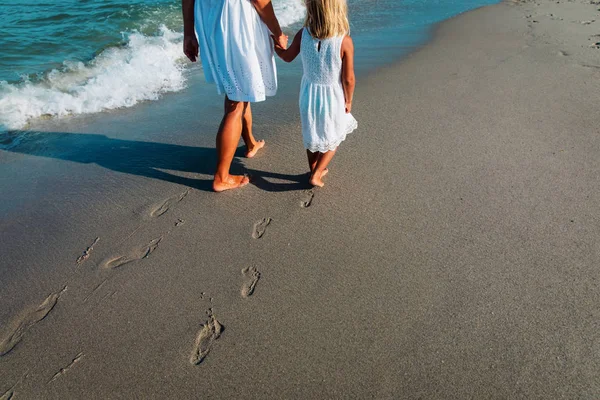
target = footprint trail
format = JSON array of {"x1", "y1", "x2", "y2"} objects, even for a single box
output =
[
  {"x1": 150, "y1": 189, "x2": 189, "y2": 218},
  {"x1": 0, "y1": 287, "x2": 67, "y2": 356},
  {"x1": 100, "y1": 237, "x2": 162, "y2": 269},
  {"x1": 252, "y1": 218, "x2": 272, "y2": 239},
  {"x1": 241, "y1": 267, "x2": 261, "y2": 298},
  {"x1": 189, "y1": 309, "x2": 223, "y2": 365}
]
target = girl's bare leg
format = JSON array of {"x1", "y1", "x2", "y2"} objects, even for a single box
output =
[
  {"x1": 310, "y1": 149, "x2": 336, "y2": 187},
  {"x1": 213, "y1": 97, "x2": 250, "y2": 192},
  {"x1": 307, "y1": 150, "x2": 329, "y2": 177},
  {"x1": 306, "y1": 150, "x2": 319, "y2": 171},
  {"x1": 241, "y1": 103, "x2": 265, "y2": 158}
]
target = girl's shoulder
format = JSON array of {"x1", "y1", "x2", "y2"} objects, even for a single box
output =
[{"x1": 341, "y1": 35, "x2": 354, "y2": 52}]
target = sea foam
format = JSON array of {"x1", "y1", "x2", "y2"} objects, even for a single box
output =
[
  {"x1": 0, "y1": 26, "x2": 184, "y2": 131},
  {"x1": 274, "y1": 0, "x2": 306, "y2": 28},
  {"x1": 0, "y1": 0, "x2": 305, "y2": 131}
]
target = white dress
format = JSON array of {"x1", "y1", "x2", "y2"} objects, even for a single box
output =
[
  {"x1": 194, "y1": 0, "x2": 277, "y2": 102},
  {"x1": 300, "y1": 28, "x2": 357, "y2": 153}
]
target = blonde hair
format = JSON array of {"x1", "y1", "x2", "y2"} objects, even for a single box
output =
[{"x1": 304, "y1": 0, "x2": 350, "y2": 40}]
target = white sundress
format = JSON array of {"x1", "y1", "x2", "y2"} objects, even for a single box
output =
[
  {"x1": 300, "y1": 28, "x2": 357, "y2": 153},
  {"x1": 194, "y1": 0, "x2": 277, "y2": 102}
]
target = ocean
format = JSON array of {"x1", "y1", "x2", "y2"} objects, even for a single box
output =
[{"x1": 0, "y1": 0, "x2": 498, "y2": 136}]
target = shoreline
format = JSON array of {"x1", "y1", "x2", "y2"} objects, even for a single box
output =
[
  {"x1": 2, "y1": 0, "x2": 600, "y2": 397},
  {"x1": 0, "y1": 0, "x2": 499, "y2": 138}
]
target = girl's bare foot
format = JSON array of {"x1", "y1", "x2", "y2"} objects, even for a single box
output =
[
  {"x1": 309, "y1": 167, "x2": 328, "y2": 176},
  {"x1": 309, "y1": 168, "x2": 328, "y2": 186},
  {"x1": 246, "y1": 140, "x2": 265, "y2": 158},
  {"x1": 309, "y1": 170, "x2": 326, "y2": 187},
  {"x1": 213, "y1": 174, "x2": 250, "y2": 192}
]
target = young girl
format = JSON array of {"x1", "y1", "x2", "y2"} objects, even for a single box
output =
[{"x1": 274, "y1": 0, "x2": 357, "y2": 187}]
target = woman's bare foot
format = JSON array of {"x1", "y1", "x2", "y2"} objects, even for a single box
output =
[
  {"x1": 213, "y1": 174, "x2": 250, "y2": 192},
  {"x1": 246, "y1": 140, "x2": 265, "y2": 158}
]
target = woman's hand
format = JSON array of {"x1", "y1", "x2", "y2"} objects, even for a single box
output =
[
  {"x1": 183, "y1": 35, "x2": 199, "y2": 62},
  {"x1": 273, "y1": 33, "x2": 288, "y2": 49},
  {"x1": 345, "y1": 102, "x2": 352, "y2": 114},
  {"x1": 252, "y1": 0, "x2": 286, "y2": 48}
]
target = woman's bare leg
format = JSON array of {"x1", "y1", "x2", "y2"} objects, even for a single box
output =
[
  {"x1": 241, "y1": 104, "x2": 265, "y2": 158},
  {"x1": 310, "y1": 149, "x2": 336, "y2": 187},
  {"x1": 213, "y1": 97, "x2": 250, "y2": 192}
]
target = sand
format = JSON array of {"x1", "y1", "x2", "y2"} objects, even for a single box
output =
[{"x1": 2, "y1": 0, "x2": 600, "y2": 397}]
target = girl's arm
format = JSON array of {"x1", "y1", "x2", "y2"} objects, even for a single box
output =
[
  {"x1": 274, "y1": 29, "x2": 303, "y2": 63},
  {"x1": 251, "y1": 0, "x2": 288, "y2": 49},
  {"x1": 341, "y1": 36, "x2": 355, "y2": 113},
  {"x1": 182, "y1": 0, "x2": 198, "y2": 62}
]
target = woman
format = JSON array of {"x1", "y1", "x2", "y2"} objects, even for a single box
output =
[{"x1": 182, "y1": 0, "x2": 288, "y2": 192}]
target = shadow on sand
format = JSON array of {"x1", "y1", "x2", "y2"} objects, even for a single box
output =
[{"x1": 2, "y1": 131, "x2": 310, "y2": 192}]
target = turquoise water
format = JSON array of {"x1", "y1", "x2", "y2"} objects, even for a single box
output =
[
  {"x1": 0, "y1": 0, "x2": 181, "y2": 83},
  {"x1": 0, "y1": 0, "x2": 498, "y2": 133}
]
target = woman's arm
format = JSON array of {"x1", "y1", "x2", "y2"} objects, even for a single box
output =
[
  {"x1": 182, "y1": 0, "x2": 198, "y2": 62},
  {"x1": 341, "y1": 36, "x2": 355, "y2": 113},
  {"x1": 251, "y1": 0, "x2": 287, "y2": 48},
  {"x1": 274, "y1": 29, "x2": 302, "y2": 63}
]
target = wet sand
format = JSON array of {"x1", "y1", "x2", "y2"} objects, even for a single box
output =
[{"x1": 2, "y1": 0, "x2": 600, "y2": 397}]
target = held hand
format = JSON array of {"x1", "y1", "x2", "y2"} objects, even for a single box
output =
[
  {"x1": 183, "y1": 35, "x2": 199, "y2": 62},
  {"x1": 345, "y1": 102, "x2": 352, "y2": 114},
  {"x1": 271, "y1": 36, "x2": 283, "y2": 50},
  {"x1": 273, "y1": 33, "x2": 288, "y2": 49}
]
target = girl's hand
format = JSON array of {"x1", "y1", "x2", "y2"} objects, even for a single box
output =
[
  {"x1": 183, "y1": 35, "x2": 199, "y2": 62},
  {"x1": 345, "y1": 102, "x2": 352, "y2": 113},
  {"x1": 272, "y1": 29, "x2": 302, "y2": 63}
]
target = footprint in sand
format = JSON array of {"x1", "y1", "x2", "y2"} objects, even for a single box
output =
[
  {"x1": 100, "y1": 237, "x2": 162, "y2": 269},
  {"x1": 241, "y1": 267, "x2": 261, "y2": 298},
  {"x1": 0, "y1": 287, "x2": 67, "y2": 356},
  {"x1": 1, "y1": 373, "x2": 26, "y2": 400},
  {"x1": 149, "y1": 189, "x2": 190, "y2": 218},
  {"x1": 0, "y1": 387, "x2": 14, "y2": 400},
  {"x1": 0, "y1": 387, "x2": 15, "y2": 400},
  {"x1": 76, "y1": 237, "x2": 100, "y2": 264},
  {"x1": 189, "y1": 309, "x2": 223, "y2": 365},
  {"x1": 48, "y1": 352, "x2": 84, "y2": 383},
  {"x1": 252, "y1": 218, "x2": 272, "y2": 239},
  {"x1": 582, "y1": 63, "x2": 600, "y2": 69},
  {"x1": 300, "y1": 189, "x2": 315, "y2": 208}
]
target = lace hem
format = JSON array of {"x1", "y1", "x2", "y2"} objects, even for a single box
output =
[
  {"x1": 304, "y1": 118, "x2": 358, "y2": 153},
  {"x1": 215, "y1": 85, "x2": 276, "y2": 103}
]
